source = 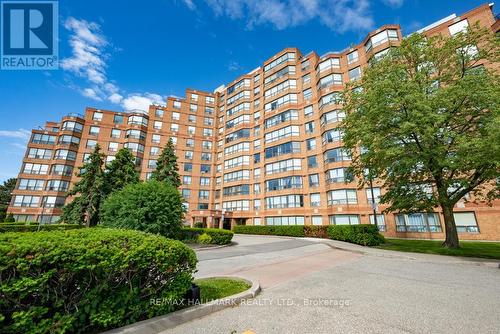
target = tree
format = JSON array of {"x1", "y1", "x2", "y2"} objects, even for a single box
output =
[
  {"x1": 342, "y1": 25, "x2": 500, "y2": 248},
  {"x1": 151, "y1": 138, "x2": 181, "y2": 187},
  {"x1": 0, "y1": 178, "x2": 16, "y2": 222},
  {"x1": 100, "y1": 181, "x2": 184, "y2": 238},
  {"x1": 102, "y1": 148, "x2": 140, "y2": 197},
  {"x1": 61, "y1": 145, "x2": 105, "y2": 227}
]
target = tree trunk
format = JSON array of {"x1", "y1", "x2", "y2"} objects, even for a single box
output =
[{"x1": 441, "y1": 204, "x2": 459, "y2": 248}]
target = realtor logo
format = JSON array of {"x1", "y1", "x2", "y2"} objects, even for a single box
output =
[{"x1": 1, "y1": 0, "x2": 58, "y2": 69}]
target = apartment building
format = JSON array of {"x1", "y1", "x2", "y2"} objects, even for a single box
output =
[{"x1": 7, "y1": 3, "x2": 500, "y2": 240}]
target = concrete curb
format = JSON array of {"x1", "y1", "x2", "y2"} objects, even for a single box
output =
[
  {"x1": 191, "y1": 241, "x2": 236, "y2": 251},
  {"x1": 103, "y1": 276, "x2": 260, "y2": 334}
]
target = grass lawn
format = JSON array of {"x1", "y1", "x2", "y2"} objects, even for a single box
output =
[
  {"x1": 195, "y1": 278, "x2": 251, "y2": 301},
  {"x1": 376, "y1": 239, "x2": 500, "y2": 259}
]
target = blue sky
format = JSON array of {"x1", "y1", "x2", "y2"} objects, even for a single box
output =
[{"x1": 0, "y1": 0, "x2": 491, "y2": 182}]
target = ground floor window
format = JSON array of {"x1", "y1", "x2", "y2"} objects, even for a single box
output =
[
  {"x1": 266, "y1": 216, "x2": 305, "y2": 226},
  {"x1": 312, "y1": 216, "x2": 323, "y2": 225},
  {"x1": 254, "y1": 217, "x2": 262, "y2": 226},
  {"x1": 37, "y1": 215, "x2": 60, "y2": 224},
  {"x1": 369, "y1": 214, "x2": 386, "y2": 231},
  {"x1": 12, "y1": 214, "x2": 35, "y2": 222},
  {"x1": 395, "y1": 213, "x2": 442, "y2": 232},
  {"x1": 453, "y1": 212, "x2": 479, "y2": 233},
  {"x1": 328, "y1": 214, "x2": 360, "y2": 225}
]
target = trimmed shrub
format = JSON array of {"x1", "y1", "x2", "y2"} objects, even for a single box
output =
[
  {"x1": 0, "y1": 228, "x2": 197, "y2": 333},
  {"x1": 304, "y1": 225, "x2": 329, "y2": 238},
  {"x1": 181, "y1": 228, "x2": 234, "y2": 245},
  {"x1": 327, "y1": 225, "x2": 385, "y2": 246},
  {"x1": 197, "y1": 233, "x2": 212, "y2": 244},
  {"x1": 100, "y1": 181, "x2": 184, "y2": 239},
  {"x1": 193, "y1": 222, "x2": 204, "y2": 228},
  {"x1": 233, "y1": 225, "x2": 305, "y2": 237},
  {"x1": 0, "y1": 223, "x2": 82, "y2": 233}
]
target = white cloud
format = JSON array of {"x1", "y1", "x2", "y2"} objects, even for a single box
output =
[
  {"x1": 0, "y1": 129, "x2": 31, "y2": 140},
  {"x1": 194, "y1": 0, "x2": 374, "y2": 32},
  {"x1": 382, "y1": 0, "x2": 403, "y2": 8},
  {"x1": 61, "y1": 17, "x2": 165, "y2": 111},
  {"x1": 120, "y1": 93, "x2": 165, "y2": 111},
  {"x1": 183, "y1": 0, "x2": 196, "y2": 10}
]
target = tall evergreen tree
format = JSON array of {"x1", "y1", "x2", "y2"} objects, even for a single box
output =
[
  {"x1": 151, "y1": 138, "x2": 181, "y2": 187},
  {"x1": 102, "y1": 148, "x2": 140, "y2": 197},
  {"x1": 61, "y1": 145, "x2": 105, "y2": 227},
  {"x1": 0, "y1": 178, "x2": 16, "y2": 222}
]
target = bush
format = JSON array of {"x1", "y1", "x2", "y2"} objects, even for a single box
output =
[
  {"x1": 0, "y1": 228, "x2": 197, "y2": 333},
  {"x1": 197, "y1": 233, "x2": 212, "y2": 244},
  {"x1": 193, "y1": 222, "x2": 204, "y2": 228},
  {"x1": 181, "y1": 228, "x2": 234, "y2": 245},
  {"x1": 327, "y1": 225, "x2": 385, "y2": 246},
  {"x1": 100, "y1": 181, "x2": 184, "y2": 238},
  {"x1": 0, "y1": 224, "x2": 82, "y2": 233},
  {"x1": 233, "y1": 225, "x2": 305, "y2": 237},
  {"x1": 4, "y1": 213, "x2": 15, "y2": 222},
  {"x1": 304, "y1": 225, "x2": 329, "y2": 238}
]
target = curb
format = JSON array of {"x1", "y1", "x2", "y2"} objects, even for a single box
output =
[
  {"x1": 191, "y1": 241, "x2": 236, "y2": 251},
  {"x1": 103, "y1": 276, "x2": 260, "y2": 334}
]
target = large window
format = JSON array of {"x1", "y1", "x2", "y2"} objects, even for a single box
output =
[
  {"x1": 395, "y1": 213, "x2": 442, "y2": 232},
  {"x1": 227, "y1": 78, "x2": 250, "y2": 94},
  {"x1": 264, "y1": 109, "x2": 299, "y2": 129},
  {"x1": 13, "y1": 195, "x2": 40, "y2": 207},
  {"x1": 365, "y1": 29, "x2": 398, "y2": 52},
  {"x1": 224, "y1": 155, "x2": 250, "y2": 169},
  {"x1": 223, "y1": 184, "x2": 250, "y2": 196},
  {"x1": 23, "y1": 163, "x2": 48, "y2": 175},
  {"x1": 226, "y1": 114, "x2": 251, "y2": 129},
  {"x1": 265, "y1": 158, "x2": 301, "y2": 175},
  {"x1": 327, "y1": 189, "x2": 358, "y2": 205},
  {"x1": 227, "y1": 90, "x2": 250, "y2": 105},
  {"x1": 320, "y1": 109, "x2": 345, "y2": 126},
  {"x1": 319, "y1": 92, "x2": 342, "y2": 109},
  {"x1": 323, "y1": 148, "x2": 351, "y2": 164},
  {"x1": 42, "y1": 196, "x2": 65, "y2": 208},
  {"x1": 266, "y1": 216, "x2": 305, "y2": 226},
  {"x1": 32, "y1": 133, "x2": 56, "y2": 144},
  {"x1": 264, "y1": 125, "x2": 300, "y2": 144},
  {"x1": 222, "y1": 200, "x2": 250, "y2": 211},
  {"x1": 227, "y1": 102, "x2": 250, "y2": 117},
  {"x1": 51, "y1": 164, "x2": 73, "y2": 176},
  {"x1": 453, "y1": 212, "x2": 479, "y2": 233},
  {"x1": 264, "y1": 79, "x2": 297, "y2": 99},
  {"x1": 265, "y1": 94, "x2": 298, "y2": 112},
  {"x1": 61, "y1": 121, "x2": 83, "y2": 133},
  {"x1": 58, "y1": 135, "x2": 80, "y2": 146},
  {"x1": 27, "y1": 148, "x2": 52, "y2": 159},
  {"x1": 369, "y1": 214, "x2": 386, "y2": 231},
  {"x1": 18, "y1": 179, "x2": 44, "y2": 190},
  {"x1": 317, "y1": 58, "x2": 340, "y2": 73},
  {"x1": 266, "y1": 176, "x2": 302, "y2": 191},
  {"x1": 266, "y1": 195, "x2": 304, "y2": 209},
  {"x1": 264, "y1": 52, "x2": 295, "y2": 72},
  {"x1": 225, "y1": 142, "x2": 250, "y2": 155},
  {"x1": 125, "y1": 129, "x2": 146, "y2": 140},
  {"x1": 225, "y1": 128, "x2": 250, "y2": 143},
  {"x1": 128, "y1": 115, "x2": 148, "y2": 126},
  {"x1": 319, "y1": 73, "x2": 342, "y2": 89},
  {"x1": 54, "y1": 149, "x2": 77, "y2": 161},
  {"x1": 325, "y1": 168, "x2": 351, "y2": 184},
  {"x1": 264, "y1": 65, "x2": 296, "y2": 85},
  {"x1": 46, "y1": 180, "x2": 70, "y2": 192},
  {"x1": 322, "y1": 128, "x2": 344, "y2": 144},
  {"x1": 329, "y1": 215, "x2": 360, "y2": 225},
  {"x1": 224, "y1": 169, "x2": 250, "y2": 183}
]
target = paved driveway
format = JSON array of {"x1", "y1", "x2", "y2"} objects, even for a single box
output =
[{"x1": 166, "y1": 235, "x2": 500, "y2": 334}]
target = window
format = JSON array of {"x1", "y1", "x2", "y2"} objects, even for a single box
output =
[
  {"x1": 51, "y1": 164, "x2": 73, "y2": 176},
  {"x1": 264, "y1": 52, "x2": 295, "y2": 72},
  {"x1": 89, "y1": 126, "x2": 100, "y2": 136},
  {"x1": 153, "y1": 121, "x2": 162, "y2": 130},
  {"x1": 395, "y1": 213, "x2": 441, "y2": 232},
  {"x1": 200, "y1": 164, "x2": 211, "y2": 173},
  {"x1": 148, "y1": 160, "x2": 157, "y2": 169},
  {"x1": 319, "y1": 73, "x2": 342, "y2": 88},
  {"x1": 264, "y1": 94, "x2": 298, "y2": 112},
  {"x1": 310, "y1": 193, "x2": 321, "y2": 207},
  {"x1": 266, "y1": 176, "x2": 302, "y2": 191},
  {"x1": 203, "y1": 128, "x2": 213, "y2": 136},
  {"x1": 264, "y1": 79, "x2": 297, "y2": 98},
  {"x1": 199, "y1": 190, "x2": 210, "y2": 200},
  {"x1": 254, "y1": 183, "x2": 261, "y2": 194},
  {"x1": 318, "y1": 58, "x2": 340, "y2": 72},
  {"x1": 326, "y1": 168, "x2": 351, "y2": 183},
  {"x1": 86, "y1": 139, "x2": 97, "y2": 149},
  {"x1": 302, "y1": 74, "x2": 310, "y2": 85},
  {"x1": 202, "y1": 140, "x2": 212, "y2": 150},
  {"x1": 265, "y1": 141, "x2": 300, "y2": 159},
  {"x1": 264, "y1": 109, "x2": 299, "y2": 129},
  {"x1": 125, "y1": 129, "x2": 146, "y2": 140},
  {"x1": 188, "y1": 126, "x2": 196, "y2": 135},
  {"x1": 453, "y1": 212, "x2": 479, "y2": 233},
  {"x1": 128, "y1": 115, "x2": 148, "y2": 126},
  {"x1": 206, "y1": 96, "x2": 215, "y2": 104},
  {"x1": 365, "y1": 29, "x2": 399, "y2": 51},
  {"x1": 224, "y1": 170, "x2": 250, "y2": 182},
  {"x1": 365, "y1": 187, "x2": 381, "y2": 205},
  {"x1": 185, "y1": 151, "x2": 193, "y2": 160},
  {"x1": 201, "y1": 152, "x2": 212, "y2": 161},
  {"x1": 27, "y1": 148, "x2": 52, "y2": 159},
  {"x1": 265, "y1": 158, "x2": 301, "y2": 175},
  {"x1": 58, "y1": 135, "x2": 80, "y2": 146},
  {"x1": 155, "y1": 109, "x2": 164, "y2": 118},
  {"x1": 200, "y1": 177, "x2": 210, "y2": 186},
  {"x1": 42, "y1": 196, "x2": 65, "y2": 208},
  {"x1": 111, "y1": 129, "x2": 121, "y2": 138},
  {"x1": 54, "y1": 149, "x2": 76, "y2": 161},
  {"x1": 191, "y1": 93, "x2": 198, "y2": 101},
  {"x1": 18, "y1": 179, "x2": 44, "y2": 191},
  {"x1": 189, "y1": 104, "x2": 198, "y2": 112},
  {"x1": 150, "y1": 146, "x2": 160, "y2": 155},
  {"x1": 348, "y1": 67, "x2": 361, "y2": 81},
  {"x1": 172, "y1": 112, "x2": 180, "y2": 121},
  {"x1": 264, "y1": 125, "x2": 300, "y2": 144},
  {"x1": 173, "y1": 101, "x2": 181, "y2": 109},
  {"x1": 305, "y1": 121, "x2": 315, "y2": 134},
  {"x1": 329, "y1": 215, "x2": 360, "y2": 225},
  {"x1": 327, "y1": 189, "x2": 357, "y2": 205},
  {"x1": 266, "y1": 195, "x2": 304, "y2": 209},
  {"x1": 304, "y1": 105, "x2": 313, "y2": 117},
  {"x1": 303, "y1": 88, "x2": 312, "y2": 100},
  {"x1": 308, "y1": 174, "x2": 320, "y2": 187},
  {"x1": 227, "y1": 90, "x2": 250, "y2": 105},
  {"x1": 46, "y1": 180, "x2": 70, "y2": 192},
  {"x1": 347, "y1": 50, "x2": 359, "y2": 64},
  {"x1": 222, "y1": 200, "x2": 250, "y2": 211},
  {"x1": 369, "y1": 214, "x2": 386, "y2": 231},
  {"x1": 227, "y1": 102, "x2": 250, "y2": 117},
  {"x1": 13, "y1": 195, "x2": 40, "y2": 207},
  {"x1": 307, "y1": 156, "x2": 317, "y2": 168},
  {"x1": 223, "y1": 184, "x2": 250, "y2": 197},
  {"x1": 124, "y1": 142, "x2": 144, "y2": 153},
  {"x1": 23, "y1": 163, "x2": 48, "y2": 175},
  {"x1": 312, "y1": 216, "x2": 323, "y2": 225},
  {"x1": 113, "y1": 114, "x2": 123, "y2": 124},
  {"x1": 322, "y1": 128, "x2": 343, "y2": 144},
  {"x1": 324, "y1": 148, "x2": 351, "y2": 163},
  {"x1": 320, "y1": 109, "x2": 345, "y2": 126},
  {"x1": 183, "y1": 176, "x2": 192, "y2": 185},
  {"x1": 226, "y1": 114, "x2": 251, "y2": 129},
  {"x1": 306, "y1": 138, "x2": 316, "y2": 151},
  {"x1": 171, "y1": 123, "x2": 179, "y2": 132},
  {"x1": 319, "y1": 92, "x2": 342, "y2": 108},
  {"x1": 62, "y1": 121, "x2": 83, "y2": 133},
  {"x1": 93, "y1": 112, "x2": 103, "y2": 121},
  {"x1": 152, "y1": 134, "x2": 161, "y2": 143},
  {"x1": 182, "y1": 189, "x2": 191, "y2": 199},
  {"x1": 204, "y1": 117, "x2": 213, "y2": 126},
  {"x1": 225, "y1": 142, "x2": 250, "y2": 155},
  {"x1": 254, "y1": 201, "x2": 261, "y2": 211},
  {"x1": 254, "y1": 153, "x2": 261, "y2": 164},
  {"x1": 31, "y1": 133, "x2": 56, "y2": 144},
  {"x1": 448, "y1": 19, "x2": 468, "y2": 36},
  {"x1": 266, "y1": 216, "x2": 305, "y2": 226}
]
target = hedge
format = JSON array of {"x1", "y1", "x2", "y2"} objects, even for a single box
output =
[
  {"x1": 0, "y1": 224, "x2": 82, "y2": 233},
  {"x1": 233, "y1": 224, "x2": 385, "y2": 246},
  {"x1": 181, "y1": 228, "x2": 234, "y2": 245},
  {"x1": 0, "y1": 228, "x2": 197, "y2": 333},
  {"x1": 233, "y1": 225, "x2": 305, "y2": 237}
]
